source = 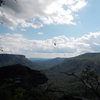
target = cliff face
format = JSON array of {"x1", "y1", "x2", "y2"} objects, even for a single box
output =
[
  {"x1": 0, "y1": 54, "x2": 25, "y2": 60},
  {"x1": 0, "y1": 54, "x2": 26, "y2": 66},
  {"x1": 0, "y1": 54, "x2": 41, "y2": 69}
]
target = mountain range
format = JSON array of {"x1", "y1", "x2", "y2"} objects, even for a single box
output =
[
  {"x1": 0, "y1": 53, "x2": 100, "y2": 99},
  {"x1": 43, "y1": 53, "x2": 100, "y2": 90},
  {"x1": 0, "y1": 54, "x2": 64, "y2": 70},
  {"x1": 1, "y1": 53, "x2": 100, "y2": 89}
]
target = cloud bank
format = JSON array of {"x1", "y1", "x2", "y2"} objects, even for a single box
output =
[
  {"x1": 0, "y1": 0, "x2": 87, "y2": 29},
  {"x1": 0, "y1": 32, "x2": 100, "y2": 58}
]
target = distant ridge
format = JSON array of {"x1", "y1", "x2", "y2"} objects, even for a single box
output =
[
  {"x1": 0, "y1": 53, "x2": 25, "y2": 57},
  {"x1": 0, "y1": 54, "x2": 42, "y2": 69},
  {"x1": 30, "y1": 57, "x2": 65, "y2": 68},
  {"x1": 74, "y1": 52, "x2": 100, "y2": 59}
]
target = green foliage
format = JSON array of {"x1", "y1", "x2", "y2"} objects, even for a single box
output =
[
  {"x1": 80, "y1": 67, "x2": 100, "y2": 99},
  {"x1": 0, "y1": 86, "x2": 58, "y2": 100},
  {"x1": 65, "y1": 66, "x2": 100, "y2": 100},
  {"x1": 0, "y1": 88, "x2": 12, "y2": 100},
  {"x1": 0, "y1": 64, "x2": 49, "y2": 100},
  {"x1": 81, "y1": 66, "x2": 99, "y2": 88}
]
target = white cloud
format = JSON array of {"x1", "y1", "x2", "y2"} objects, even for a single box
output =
[
  {"x1": 0, "y1": 31, "x2": 100, "y2": 58},
  {"x1": 37, "y1": 32, "x2": 44, "y2": 35},
  {"x1": 70, "y1": 0, "x2": 87, "y2": 11},
  {"x1": 0, "y1": 0, "x2": 87, "y2": 29}
]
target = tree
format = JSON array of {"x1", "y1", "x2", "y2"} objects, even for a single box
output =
[{"x1": 63, "y1": 66, "x2": 100, "y2": 100}]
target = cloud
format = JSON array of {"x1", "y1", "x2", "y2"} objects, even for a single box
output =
[
  {"x1": 0, "y1": 0, "x2": 87, "y2": 29},
  {"x1": 37, "y1": 32, "x2": 44, "y2": 35},
  {"x1": 0, "y1": 31, "x2": 100, "y2": 58}
]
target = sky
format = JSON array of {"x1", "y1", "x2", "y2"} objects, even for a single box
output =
[{"x1": 0, "y1": 0, "x2": 100, "y2": 58}]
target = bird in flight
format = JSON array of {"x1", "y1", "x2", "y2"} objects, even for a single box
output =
[{"x1": 54, "y1": 42, "x2": 56, "y2": 46}]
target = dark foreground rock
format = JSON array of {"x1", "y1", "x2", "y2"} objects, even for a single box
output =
[{"x1": 0, "y1": 64, "x2": 48, "y2": 88}]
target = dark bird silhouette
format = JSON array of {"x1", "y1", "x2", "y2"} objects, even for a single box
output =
[{"x1": 54, "y1": 42, "x2": 56, "y2": 46}]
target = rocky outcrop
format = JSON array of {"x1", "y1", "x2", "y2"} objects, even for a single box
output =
[{"x1": 0, "y1": 64, "x2": 48, "y2": 88}]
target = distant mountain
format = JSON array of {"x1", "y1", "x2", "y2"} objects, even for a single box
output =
[
  {"x1": 0, "y1": 54, "x2": 42, "y2": 69},
  {"x1": 74, "y1": 52, "x2": 100, "y2": 60},
  {"x1": 43, "y1": 53, "x2": 100, "y2": 89},
  {"x1": 29, "y1": 58, "x2": 50, "y2": 62},
  {"x1": 30, "y1": 57, "x2": 65, "y2": 68}
]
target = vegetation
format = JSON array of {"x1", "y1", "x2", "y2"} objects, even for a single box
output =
[
  {"x1": 0, "y1": 64, "x2": 49, "y2": 100},
  {"x1": 0, "y1": 53, "x2": 100, "y2": 100},
  {"x1": 63, "y1": 66, "x2": 100, "y2": 100},
  {"x1": 44, "y1": 53, "x2": 100, "y2": 88}
]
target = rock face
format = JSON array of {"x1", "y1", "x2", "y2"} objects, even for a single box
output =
[
  {"x1": 0, "y1": 54, "x2": 42, "y2": 69},
  {"x1": 0, "y1": 64, "x2": 48, "y2": 88}
]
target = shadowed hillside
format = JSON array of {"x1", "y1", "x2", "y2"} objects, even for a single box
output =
[
  {"x1": 0, "y1": 64, "x2": 49, "y2": 100},
  {"x1": 43, "y1": 53, "x2": 100, "y2": 90},
  {"x1": 0, "y1": 64, "x2": 48, "y2": 88}
]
